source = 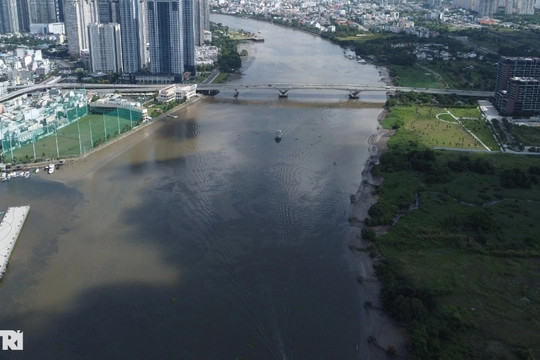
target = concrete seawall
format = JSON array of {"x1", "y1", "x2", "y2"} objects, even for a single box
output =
[{"x1": 0, "y1": 206, "x2": 30, "y2": 280}]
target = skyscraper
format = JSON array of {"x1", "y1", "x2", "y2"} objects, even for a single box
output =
[
  {"x1": 118, "y1": 0, "x2": 148, "y2": 74},
  {"x1": 64, "y1": 0, "x2": 99, "y2": 57},
  {"x1": 183, "y1": 0, "x2": 196, "y2": 73},
  {"x1": 0, "y1": 0, "x2": 19, "y2": 34},
  {"x1": 16, "y1": 0, "x2": 30, "y2": 32},
  {"x1": 88, "y1": 22, "x2": 123, "y2": 73},
  {"x1": 194, "y1": 0, "x2": 209, "y2": 46},
  {"x1": 28, "y1": 0, "x2": 60, "y2": 24},
  {"x1": 147, "y1": 0, "x2": 184, "y2": 77},
  {"x1": 97, "y1": 0, "x2": 119, "y2": 23}
]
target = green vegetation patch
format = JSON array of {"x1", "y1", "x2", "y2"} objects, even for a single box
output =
[
  {"x1": 511, "y1": 124, "x2": 540, "y2": 147},
  {"x1": 456, "y1": 27, "x2": 540, "y2": 58},
  {"x1": 211, "y1": 72, "x2": 230, "y2": 84},
  {"x1": 335, "y1": 32, "x2": 395, "y2": 43},
  {"x1": 368, "y1": 106, "x2": 540, "y2": 358},
  {"x1": 447, "y1": 107, "x2": 482, "y2": 119},
  {"x1": 382, "y1": 93, "x2": 499, "y2": 151},
  {"x1": 422, "y1": 59, "x2": 497, "y2": 91},
  {"x1": 383, "y1": 105, "x2": 485, "y2": 150},
  {"x1": 388, "y1": 64, "x2": 443, "y2": 88},
  {"x1": 460, "y1": 119, "x2": 499, "y2": 151},
  {"x1": 437, "y1": 113, "x2": 457, "y2": 122}
]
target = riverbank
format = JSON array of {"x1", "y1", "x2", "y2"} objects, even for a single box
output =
[{"x1": 347, "y1": 108, "x2": 410, "y2": 359}]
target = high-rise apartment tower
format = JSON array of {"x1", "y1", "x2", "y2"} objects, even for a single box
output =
[
  {"x1": 147, "y1": 0, "x2": 184, "y2": 77},
  {"x1": 88, "y1": 22, "x2": 123, "y2": 73}
]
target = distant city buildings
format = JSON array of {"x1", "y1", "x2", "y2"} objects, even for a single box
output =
[
  {"x1": 453, "y1": 0, "x2": 535, "y2": 16},
  {"x1": 0, "y1": 47, "x2": 51, "y2": 85},
  {"x1": 1, "y1": 0, "x2": 209, "y2": 82},
  {"x1": 494, "y1": 57, "x2": 540, "y2": 116}
]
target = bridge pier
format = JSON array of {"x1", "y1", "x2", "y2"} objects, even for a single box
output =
[
  {"x1": 233, "y1": 89, "x2": 239, "y2": 98},
  {"x1": 278, "y1": 89, "x2": 289, "y2": 98},
  {"x1": 349, "y1": 90, "x2": 361, "y2": 99}
]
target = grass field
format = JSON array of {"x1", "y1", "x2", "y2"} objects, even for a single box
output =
[
  {"x1": 388, "y1": 65, "x2": 444, "y2": 88},
  {"x1": 460, "y1": 119, "x2": 500, "y2": 150},
  {"x1": 381, "y1": 105, "x2": 495, "y2": 150},
  {"x1": 8, "y1": 110, "x2": 142, "y2": 163},
  {"x1": 447, "y1": 107, "x2": 482, "y2": 118},
  {"x1": 336, "y1": 33, "x2": 396, "y2": 43}
]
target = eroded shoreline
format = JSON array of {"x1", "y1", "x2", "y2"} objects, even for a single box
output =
[{"x1": 347, "y1": 105, "x2": 411, "y2": 358}]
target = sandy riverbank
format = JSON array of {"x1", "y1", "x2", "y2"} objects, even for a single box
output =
[{"x1": 348, "y1": 107, "x2": 411, "y2": 359}]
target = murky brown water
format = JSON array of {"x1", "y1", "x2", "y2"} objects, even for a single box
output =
[{"x1": 0, "y1": 15, "x2": 388, "y2": 359}]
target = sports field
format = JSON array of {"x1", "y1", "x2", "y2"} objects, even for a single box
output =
[{"x1": 5, "y1": 108, "x2": 142, "y2": 163}]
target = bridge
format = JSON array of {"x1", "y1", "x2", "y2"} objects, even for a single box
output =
[
  {"x1": 195, "y1": 83, "x2": 494, "y2": 99},
  {"x1": 1, "y1": 82, "x2": 494, "y2": 103}
]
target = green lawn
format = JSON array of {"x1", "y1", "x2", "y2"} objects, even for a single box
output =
[
  {"x1": 460, "y1": 119, "x2": 500, "y2": 151},
  {"x1": 447, "y1": 107, "x2": 483, "y2": 118},
  {"x1": 389, "y1": 65, "x2": 444, "y2": 88},
  {"x1": 382, "y1": 105, "x2": 487, "y2": 149}
]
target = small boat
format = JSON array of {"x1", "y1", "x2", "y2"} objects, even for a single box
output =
[{"x1": 275, "y1": 130, "x2": 282, "y2": 143}]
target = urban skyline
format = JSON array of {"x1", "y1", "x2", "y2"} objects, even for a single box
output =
[{"x1": 0, "y1": 0, "x2": 210, "y2": 80}]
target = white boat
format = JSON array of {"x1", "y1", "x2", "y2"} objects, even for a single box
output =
[
  {"x1": 275, "y1": 130, "x2": 283, "y2": 143},
  {"x1": 47, "y1": 164, "x2": 55, "y2": 174}
]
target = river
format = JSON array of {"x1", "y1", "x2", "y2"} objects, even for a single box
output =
[{"x1": 0, "y1": 15, "x2": 392, "y2": 359}]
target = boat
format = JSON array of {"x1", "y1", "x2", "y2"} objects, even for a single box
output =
[
  {"x1": 46, "y1": 164, "x2": 55, "y2": 174},
  {"x1": 275, "y1": 130, "x2": 282, "y2": 143}
]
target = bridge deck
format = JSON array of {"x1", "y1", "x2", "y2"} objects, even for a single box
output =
[{"x1": 2, "y1": 82, "x2": 494, "y2": 103}]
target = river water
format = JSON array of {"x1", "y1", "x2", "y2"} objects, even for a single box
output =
[{"x1": 0, "y1": 15, "x2": 387, "y2": 359}]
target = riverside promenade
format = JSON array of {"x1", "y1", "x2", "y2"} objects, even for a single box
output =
[{"x1": 0, "y1": 206, "x2": 30, "y2": 280}]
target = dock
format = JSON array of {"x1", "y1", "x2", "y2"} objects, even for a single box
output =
[{"x1": 0, "y1": 206, "x2": 30, "y2": 280}]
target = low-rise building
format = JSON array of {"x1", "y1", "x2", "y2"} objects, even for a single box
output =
[
  {"x1": 156, "y1": 84, "x2": 198, "y2": 103},
  {"x1": 175, "y1": 84, "x2": 197, "y2": 101},
  {"x1": 156, "y1": 85, "x2": 177, "y2": 103}
]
